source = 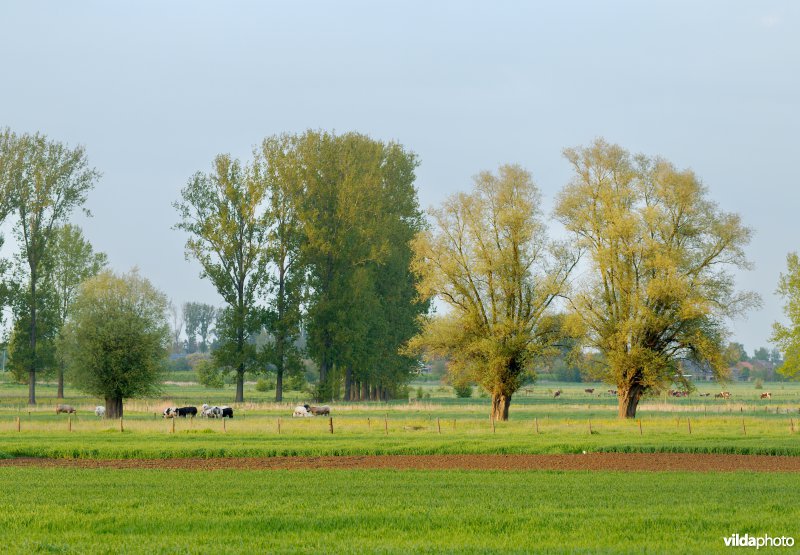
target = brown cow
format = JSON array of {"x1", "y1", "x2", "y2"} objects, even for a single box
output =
[
  {"x1": 56, "y1": 404, "x2": 76, "y2": 414},
  {"x1": 584, "y1": 388, "x2": 595, "y2": 394},
  {"x1": 760, "y1": 392, "x2": 772, "y2": 400},
  {"x1": 553, "y1": 390, "x2": 562, "y2": 399},
  {"x1": 305, "y1": 404, "x2": 331, "y2": 416}
]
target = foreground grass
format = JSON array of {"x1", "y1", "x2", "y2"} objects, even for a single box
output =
[{"x1": 0, "y1": 468, "x2": 797, "y2": 553}]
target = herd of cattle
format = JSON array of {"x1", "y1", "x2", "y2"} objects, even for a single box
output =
[
  {"x1": 162, "y1": 404, "x2": 233, "y2": 418},
  {"x1": 550, "y1": 390, "x2": 773, "y2": 400},
  {"x1": 292, "y1": 404, "x2": 331, "y2": 417},
  {"x1": 55, "y1": 403, "x2": 333, "y2": 418}
]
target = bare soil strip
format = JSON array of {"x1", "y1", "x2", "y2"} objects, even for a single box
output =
[{"x1": 1, "y1": 453, "x2": 800, "y2": 472}]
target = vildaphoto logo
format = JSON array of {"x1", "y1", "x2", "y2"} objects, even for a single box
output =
[{"x1": 723, "y1": 534, "x2": 795, "y2": 549}]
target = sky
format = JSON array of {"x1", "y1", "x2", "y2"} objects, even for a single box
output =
[{"x1": 0, "y1": 1, "x2": 797, "y2": 352}]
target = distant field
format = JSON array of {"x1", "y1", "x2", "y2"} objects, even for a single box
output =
[{"x1": 0, "y1": 468, "x2": 797, "y2": 554}]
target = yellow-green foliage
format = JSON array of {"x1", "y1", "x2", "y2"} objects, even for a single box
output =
[
  {"x1": 555, "y1": 139, "x2": 759, "y2": 415},
  {"x1": 410, "y1": 165, "x2": 577, "y2": 416}
]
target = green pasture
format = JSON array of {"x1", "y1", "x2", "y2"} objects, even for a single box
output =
[
  {"x1": 1, "y1": 374, "x2": 799, "y2": 459},
  {"x1": 0, "y1": 468, "x2": 797, "y2": 554}
]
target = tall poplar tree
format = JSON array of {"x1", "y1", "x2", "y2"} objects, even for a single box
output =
[
  {"x1": 0, "y1": 129, "x2": 99, "y2": 405},
  {"x1": 254, "y1": 135, "x2": 305, "y2": 402},
  {"x1": 49, "y1": 224, "x2": 107, "y2": 397},
  {"x1": 174, "y1": 154, "x2": 270, "y2": 402}
]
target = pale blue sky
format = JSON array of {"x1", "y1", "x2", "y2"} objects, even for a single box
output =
[{"x1": 1, "y1": 1, "x2": 797, "y2": 351}]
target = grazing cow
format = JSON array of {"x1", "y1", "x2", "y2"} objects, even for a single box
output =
[
  {"x1": 698, "y1": 393, "x2": 710, "y2": 397},
  {"x1": 162, "y1": 407, "x2": 178, "y2": 418},
  {"x1": 174, "y1": 406, "x2": 198, "y2": 418},
  {"x1": 293, "y1": 405, "x2": 311, "y2": 417},
  {"x1": 553, "y1": 389, "x2": 562, "y2": 399},
  {"x1": 220, "y1": 406, "x2": 234, "y2": 418},
  {"x1": 56, "y1": 404, "x2": 76, "y2": 414},
  {"x1": 95, "y1": 406, "x2": 106, "y2": 417},
  {"x1": 305, "y1": 404, "x2": 330, "y2": 416},
  {"x1": 715, "y1": 391, "x2": 731, "y2": 399},
  {"x1": 584, "y1": 388, "x2": 595, "y2": 394},
  {"x1": 760, "y1": 392, "x2": 772, "y2": 400},
  {"x1": 607, "y1": 389, "x2": 618, "y2": 396}
]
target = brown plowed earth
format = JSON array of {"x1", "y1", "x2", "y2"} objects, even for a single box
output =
[{"x1": 1, "y1": 453, "x2": 800, "y2": 472}]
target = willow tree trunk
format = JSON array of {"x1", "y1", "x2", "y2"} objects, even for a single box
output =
[
  {"x1": 618, "y1": 383, "x2": 644, "y2": 419},
  {"x1": 105, "y1": 396, "x2": 124, "y2": 419},
  {"x1": 491, "y1": 391, "x2": 512, "y2": 421}
]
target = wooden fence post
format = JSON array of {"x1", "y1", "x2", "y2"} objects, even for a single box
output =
[
  {"x1": 329, "y1": 417, "x2": 334, "y2": 434},
  {"x1": 68, "y1": 416, "x2": 72, "y2": 432},
  {"x1": 278, "y1": 417, "x2": 281, "y2": 434},
  {"x1": 535, "y1": 418, "x2": 539, "y2": 434},
  {"x1": 16, "y1": 416, "x2": 20, "y2": 432},
  {"x1": 638, "y1": 419, "x2": 642, "y2": 436},
  {"x1": 119, "y1": 418, "x2": 124, "y2": 432},
  {"x1": 384, "y1": 416, "x2": 388, "y2": 435},
  {"x1": 437, "y1": 417, "x2": 441, "y2": 434},
  {"x1": 491, "y1": 416, "x2": 495, "y2": 434},
  {"x1": 171, "y1": 417, "x2": 175, "y2": 433},
  {"x1": 687, "y1": 418, "x2": 691, "y2": 435},
  {"x1": 741, "y1": 418, "x2": 746, "y2": 435}
]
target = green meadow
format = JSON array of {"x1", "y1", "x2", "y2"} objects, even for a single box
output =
[
  {"x1": 1, "y1": 376, "x2": 799, "y2": 459},
  {"x1": 0, "y1": 468, "x2": 797, "y2": 554}
]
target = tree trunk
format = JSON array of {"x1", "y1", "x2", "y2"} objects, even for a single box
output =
[
  {"x1": 344, "y1": 366, "x2": 352, "y2": 401},
  {"x1": 235, "y1": 367, "x2": 244, "y2": 403},
  {"x1": 361, "y1": 381, "x2": 367, "y2": 402},
  {"x1": 57, "y1": 365, "x2": 64, "y2": 399},
  {"x1": 28, "y1": 271, "x2": 37, "y2": 406},
  {"x1": 105, "y1": 396, "x2": 123, "y2": 419},
  {"x1": 618, "y1": 383, "x2": 644, "y2": 419},
  {"x1": 275, "y1": 368, "x2": 283, "y2": 402},
  {"x1": 317, "y1": 358, "x2": 330, "y2": 402},
  {"x1": 491, "y1": 391, "x2": 512, "y2": 421}
]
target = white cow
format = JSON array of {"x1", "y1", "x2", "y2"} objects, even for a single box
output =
[
  {"x1": 293, "y1": 405, "x2": 312, "y2": 417},
  {"x1": 95, "y1": 406, "x2": 106, "y2": 417}
]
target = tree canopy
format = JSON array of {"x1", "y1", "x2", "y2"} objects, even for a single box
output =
[
  {"x1": 771, "y1": 252, "x2": 800, "y2": 379},
  {"x1": 0, "y1": 128, "x2": 99, "y2": 404},
  {"x1": 410, "y1": 165, "x2": 577, "y2": 420},
  {"x1": 555, "y1": 139, "x2": 758, "y2": 418},
  {"x1": 61, "y1": 270, "x2": 170, "y2": 418},
  {"x1": 174, "y1": 154, "x2": 271, "y2": 402}
]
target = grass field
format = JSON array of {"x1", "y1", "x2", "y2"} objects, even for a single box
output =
[
  {"x1": 0, "y1": 468, "x2": 797, "y2": 554},
  {"x1": 2, "y1": 375, "x2": 798, "y2": 553},
  {"x1": 1, "y1": 377, "x2": 799, "y2": 459}
]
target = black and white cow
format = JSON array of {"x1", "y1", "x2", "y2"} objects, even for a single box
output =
[{"x1": 174, "y1": 406, "x2": 198, "y2": 418}]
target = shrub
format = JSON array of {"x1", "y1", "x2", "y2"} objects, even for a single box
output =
[
  {"x1": 416, "y1": 387, "x2": 424, "y2": 399},
  {"x1": 754, "y1": 378, "x2": 764, "y2": 390},
  {"x1": 195, "y1": 359, "x2": 224, "y2": 389},
  {"x1": 453, "y1": 383, "x2": 473, "y2": 398},
  {"x1": 255, "y1": 378, "x2": 274, "y2": 392}
]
